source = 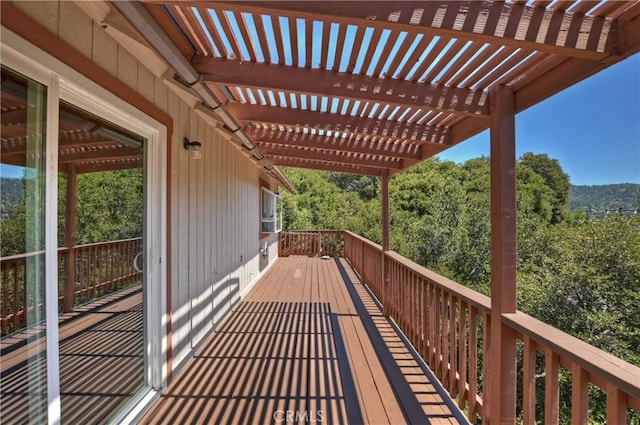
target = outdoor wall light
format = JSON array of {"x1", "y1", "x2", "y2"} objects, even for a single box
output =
[{"x1": 183, "y1": 138, "x2": 202, "y2": 160}]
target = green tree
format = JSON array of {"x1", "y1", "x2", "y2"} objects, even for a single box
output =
[
  {"x1": 74, "y1": 169, "x2": 143, "y2": 244},
  {"x1": 520, "y1": 153, "x2": 570, "y2": 223}
]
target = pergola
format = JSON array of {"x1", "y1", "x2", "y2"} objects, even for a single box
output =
[
  {"x1": 126, "y1": 1, "x2": 639, "y2": 178},
  {"x1": 73, "y1": 1, "x2": 640, "y2": 422}
]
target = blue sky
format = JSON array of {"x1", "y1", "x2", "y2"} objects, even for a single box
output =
[{"x1": 437, "y1": 53, "x2": 640, "y2": 186}]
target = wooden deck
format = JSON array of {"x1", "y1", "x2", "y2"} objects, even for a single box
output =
[
  {"x1": 143, "y1": 257, "x2": 465, "y2": 424},
  {"x1": 0, "y1": 285, "x2": 144, "y2": 425}
]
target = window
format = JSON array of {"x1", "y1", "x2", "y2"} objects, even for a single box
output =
[{"x1": 261, "y1": 187, "x2": 282, "y2": 233}]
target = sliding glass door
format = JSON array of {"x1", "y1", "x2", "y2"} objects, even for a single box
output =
[{"x1": 1, "y1": 38, "x2": 166, "y2": 424}]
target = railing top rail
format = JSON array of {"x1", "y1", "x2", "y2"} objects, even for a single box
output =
[
  {"x1": 343, "y1": 230, "x2": 383, "y2": 251},
  {"x1": 281, "y1": 230, "x2": 342, "y2": 234},
  {"x1": 385, "y1": 250, "x2": 492, "y2": 313},
  {"x1": 1, "y1": 250, "x2": 46, "y2": 263},
  {"x1": 73, "y1": 237, "x2": 142, "y2": 250},
  {"x1": 503, "y1": 312, "x2": 640, "y2": 400},
  {"x1": 1, "y1": 237, "x2": 142, "y2": 262}
]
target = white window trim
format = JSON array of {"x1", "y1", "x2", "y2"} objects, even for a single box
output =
[
  {"x1": 261, "y1": 187, "x2": 282, "y2": 234},
  {"x1": 1, "y1": 28, "x2": 168, "y2": 424}
]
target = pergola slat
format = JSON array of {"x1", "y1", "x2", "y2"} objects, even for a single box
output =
[
  {"x1": 333, "y1": 22, "x2": 348, "y2": 72},
  {"x1": 270, "y1": 156, "x2": 382, "y2": 176},
  {"x1": 199, "y1": 6, "x2": 228, "y2": 58},
  {"x1": 319, "y1": 20, "x2": 331, "y2": 69},
  {"x1": 179, "y1": 6, "x2": 215, "y2": 56},
  {"x1": 252, "y1": 12, "x2": 272, "y2": 64},
  {"x1": 250, "y1": 130, "x2": 423, "y2": 160},
  {"x1": 259, "y1": 144, "x2": 403, "y2": 169},
  {"x1": 288, "y1": 15, "x2": 298, "y2": 67},
  {"x1": 271, "y1": 14, "x2": 286, "y2": 65},
  {"x1": 234, "y1": 10, "x2": 257, "y2": 62},
  {"x1": 215, "y1": 8, "x2": 242, "y2": 60},
  {"x1": 177, "y1": 1, "x2": 619, "y2": 60},
  {"x1": 360, "y1": 27, "x2": 384, "y2": 75},
  {"x1": 346, "y1": 24, "x2": 366, "y2": 73}
]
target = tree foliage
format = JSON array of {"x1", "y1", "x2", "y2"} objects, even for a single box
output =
[
  {"x1": 1, "y1": 169, "x2": 143, "y2": 256},
  {"x1": 281, "y1": 153, "x2": 640, "y2": 423}
]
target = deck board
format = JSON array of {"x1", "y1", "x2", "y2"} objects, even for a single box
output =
[{"x1": 144, "y1": 258, "x2": 465, "y2": 424}]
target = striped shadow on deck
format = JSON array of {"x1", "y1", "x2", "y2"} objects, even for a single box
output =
[
  {"x1": 143, "y1": 258, "x2": 465, "y2": 424},
  {"x1": 1, "y1": 286, "x2": 144, "y2": 425}
]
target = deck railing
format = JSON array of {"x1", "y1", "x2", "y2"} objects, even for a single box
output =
[
  {"x1": 342, "y1": 231, "x2": 640, "y2": 424},
  {"x1": 279, "y1": 230, "x2": 344, "y2": 258},
  {"x1": 0, "y1": 237, "x2": 142, "y2": 336}
]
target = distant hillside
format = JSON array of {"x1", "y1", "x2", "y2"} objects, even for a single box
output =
[{"x1": 570, "y1": 183, "x2": 639, "y2": 216}]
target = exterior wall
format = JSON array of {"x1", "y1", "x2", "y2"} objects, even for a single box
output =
[{"x1": 10, "y1": 1, "x2": 280, "y2": 371}]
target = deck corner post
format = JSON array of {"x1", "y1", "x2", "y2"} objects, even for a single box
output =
[
  {"x1": 381, "y1": 169, "x2": 390, "y2": 317},
  {"x1": 489, "y1": 84, "x2": 518, "y2": 424}
]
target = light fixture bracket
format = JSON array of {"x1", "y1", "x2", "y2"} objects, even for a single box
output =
[{"x1": 183, "y1": 138, "x2": 203, "y2": 159}]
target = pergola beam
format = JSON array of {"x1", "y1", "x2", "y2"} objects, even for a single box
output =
[
  {"x1": 1, "y1": 132, "x2": 134, "y2": 155},
  {"x1": 228, "y1": 103, "x2": 453, "y2": 144},
  {"x1": 270, "y1": 156, "x2": 382, "y2": 176},
  {"x1": 194, "y1": 57, "x2": 489, "y2": 116},
  {"x1": 259, "y1": 144, "x2": 403, "y2": 169},
  {"x1": 171, "y1": 1, "x2": 618, "y2": 60},
  {"x1": 75, "y1": 159, "x2": 143, "y2": 174},
  {"x1": 59, "y1": 148, "x2": 141, "y2": 164},
  {"x1": 247, "y1": 129, "x2": 423, "y2": 160}
]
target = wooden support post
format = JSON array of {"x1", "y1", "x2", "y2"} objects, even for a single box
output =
[
  {"x1": 63, "y1": 165, "x2": 77, "y2": 312},
  {"x1": 381, "y1": 168, "x2": 390, "y2": 317},
  {"x1": 489, "y1": 84, "x2": 518, "y2": 424}
]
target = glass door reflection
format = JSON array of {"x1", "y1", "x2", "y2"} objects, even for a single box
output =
[
  {"x1": 0, "y1": 67, "x2": 49, "y2": 424},
  {"x1": 56, "y1": 102, "x2": 146, "y2": 424}
]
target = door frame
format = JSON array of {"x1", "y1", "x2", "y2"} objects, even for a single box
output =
[{"x1": 1, "y1": 28, "x2": 168, "y2": 424}]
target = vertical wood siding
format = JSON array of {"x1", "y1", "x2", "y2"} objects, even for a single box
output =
[{"x1": 11, "y1": 0, "x2": 281, "y2": 370}]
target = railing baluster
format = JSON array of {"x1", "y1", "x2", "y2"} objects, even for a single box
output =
[
  {"x1": 1, "y1": 263, "x2": 7, "y2": 334},
  {"x1": 441, "y1": 291, "x2": 449, "y2": 383},
  {"x1": 457, "y1": 299, "x2": 467, "y2": 410},
  {"x1": 571, "y1": 364, "x2": 588, "y2": 425},
  {"x1": 413, "y1": 272, "x2": 419, "y2": 348},
  {"x1": 421, "y1": 278, "x2": 429, "y2": 362},
  {"x1": 523, "y1": 336, "x2": 537, "y2": 425},
  {"x1": 22, "y1": 263, "x2": 27, "y2": 327},
  {"x1": 429, "y1": 282, "x2": 437, "y2": 367},
  {"x1": 482, "y1": 312, "x2": 491, "y2": 424},
  {"x1": 435, "y1": 286, "x2": 442, "y2": 379},
  {"x1": 469, "y1": 306, "x2": 478, "y2": 422},
  {"x1": 449, "y1": 295, "x2": 457, "y2": 397},
  {"x1": 606, "y1": 383, "x2": 627, "y2": 425},
  {"x1": 545, "y1": 349, "x2": 560, "y2": 425},
  {"x1": 13, "y1": 262, "x2": 20, "y2": 330}
]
